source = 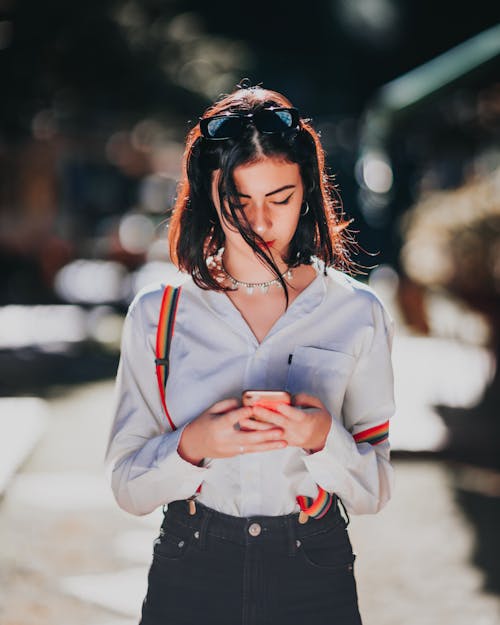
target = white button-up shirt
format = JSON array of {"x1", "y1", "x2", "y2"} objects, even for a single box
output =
[{"x1": 105, "y1": 266, "x2": 396, "y2": 517}]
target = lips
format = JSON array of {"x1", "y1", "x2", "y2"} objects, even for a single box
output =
[{"x1": 257, "y1": 240, "x2": 275, "y2": 249}]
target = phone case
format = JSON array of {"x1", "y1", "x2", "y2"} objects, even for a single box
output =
[{"x1": 242, "y1": 390, "x2": 291, "y2": 413}]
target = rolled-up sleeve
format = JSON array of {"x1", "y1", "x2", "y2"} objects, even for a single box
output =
[
  {"x1": 303, "y1": 296, "x2": 396, "y2": 514},
  {"x1": 104, "y1": 294, "x2": 207, "y2": 516}
]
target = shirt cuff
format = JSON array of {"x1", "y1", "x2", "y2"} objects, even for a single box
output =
[
  {"x1": 302, "y1": 415, "x2": 359, "y2": 488},
  {"x1": 156, "y1": 424, "x2": 209, "y2": 480}
]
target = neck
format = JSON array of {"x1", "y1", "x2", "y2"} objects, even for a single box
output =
[{"x1": 221, "y1": 247, "x2": 289, "y2": 283}]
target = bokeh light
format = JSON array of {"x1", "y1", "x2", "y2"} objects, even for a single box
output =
[{"x1": 54, "y1": 260, "x2": 127, "y2": 305}]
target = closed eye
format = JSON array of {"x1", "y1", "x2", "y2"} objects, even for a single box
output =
[{"x1": 273, "y1": 192, "x2": 294, "y2": 205}]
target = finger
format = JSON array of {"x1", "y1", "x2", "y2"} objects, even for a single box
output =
[
  {"x1": 293, "y1": 393, "x2": 325, "y2": 410},
  {"x1": 237, "y1": 428, "x2": 285, "y2": 446},
  {"x1": 251, "y1": 406, "x2": 288, "y2": 427},
  {"x1": 238, "y1": 417, "x2": 278, "y2": 431},
  {"x1": 239, "y1": 440, "x2": 288, "y2": 454},
  {"x1": 254, "y1": 402, "x2": 303, "y2": 422},
  {"x1": 226, "y1": 405, "x2": 254, "y2": 422},
  {"x1": 210, "y1": 398, "x2": 240, "y2": 414},
  {"x1": 274, "y1": 402, "x2": 308, "y2": 421}
]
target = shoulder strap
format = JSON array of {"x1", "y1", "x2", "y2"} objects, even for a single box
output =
[{"x1": 155, "y1": 285, "x2": 182, "y2": 431}]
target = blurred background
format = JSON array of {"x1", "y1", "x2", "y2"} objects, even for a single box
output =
[{"x1": 0, "y1": 1, "x2": 499, "y2": 623}]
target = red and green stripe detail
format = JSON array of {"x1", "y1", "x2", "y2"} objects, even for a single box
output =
[
  {"x1": 296, "y1": 421, "x2": 390, "y2": 518},
  {"x1": 155, "y1": 285, "x2": 181, "y2": 431},
  {"x1": 354, "y1": 420, "x2": 389, "y2": 445},
  {"x1": 296, "y1": 486, "x2": 334, "y2": 519}
]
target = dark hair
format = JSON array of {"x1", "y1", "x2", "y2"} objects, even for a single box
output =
[{"x1": 169, "y1": 84, "x2": 360, "y2": 295}]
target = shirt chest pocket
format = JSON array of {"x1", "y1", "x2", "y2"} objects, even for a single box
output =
[{"x1": 285, "y1": 346, "x2": 356, "y2": 417}]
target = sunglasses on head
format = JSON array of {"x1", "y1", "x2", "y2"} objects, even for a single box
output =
[{"x1": 199, "y1": 107, "x2": 300, "y2": 140}]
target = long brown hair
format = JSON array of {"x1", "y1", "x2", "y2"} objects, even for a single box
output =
[{"x1": 168, "y1": 84, "x2": 359, "y2": 294}]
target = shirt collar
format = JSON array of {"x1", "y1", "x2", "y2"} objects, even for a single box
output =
[{"x1": 186, "y1": 263, "x2": 327, "y2": 345}]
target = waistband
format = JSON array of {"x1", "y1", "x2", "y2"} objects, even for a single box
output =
[{"x1": 162, "y1": 496, "x2": 348, "y2": 553}]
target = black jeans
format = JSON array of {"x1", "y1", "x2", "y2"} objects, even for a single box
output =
[{"x1": 139, "y1": 497, "x2": 362, "y2": 625}]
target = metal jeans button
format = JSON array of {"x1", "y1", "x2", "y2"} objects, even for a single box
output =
[{"x1": 248, "y1": 522, "x2": 261, "y2": 537}]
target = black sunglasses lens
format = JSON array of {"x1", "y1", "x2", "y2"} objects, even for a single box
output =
[
  {"x1": 201, "y1": 108, "x2": 299, "y2": 139},
  {"x1": 204, "y1": 116, "x2": 244, "y2": 139},
  {"x1": 255, "y1": 109, "x2": 296, "y2": 133}
]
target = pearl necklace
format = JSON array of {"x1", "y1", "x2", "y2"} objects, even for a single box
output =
[{"x1": 220, "y1": 259, "x2": 293, "y2": 295}]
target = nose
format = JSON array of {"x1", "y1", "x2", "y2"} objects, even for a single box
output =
[{"x1": 247, "y1": 203, "x2": 272, "y2": 235}]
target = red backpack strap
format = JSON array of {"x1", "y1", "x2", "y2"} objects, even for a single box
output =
[{"x1": 155, "y1": 285, "x2": 182, "y2": 431}]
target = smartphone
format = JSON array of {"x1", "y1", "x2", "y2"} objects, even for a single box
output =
[{"x1": 242, "y1": 390, "x2": 291, "y2": 413}]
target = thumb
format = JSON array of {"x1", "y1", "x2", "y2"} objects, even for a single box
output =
[
  {"x1": 293, "y1": 393, "x2": 326, "y2": 410},
  {"x1": 210, "y1": 398, "x2": 240, "y2": 415}
]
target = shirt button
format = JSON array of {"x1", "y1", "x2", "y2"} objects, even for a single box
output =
[{"x1": 248, "y1": 522, "x2": 261, "y2": 537}]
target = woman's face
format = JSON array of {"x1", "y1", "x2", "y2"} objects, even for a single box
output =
[{"x1": 211, "y1": 158, "x2": 304, "y2": 263}]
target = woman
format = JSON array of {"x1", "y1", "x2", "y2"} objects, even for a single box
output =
[{"x1": 105, "y1": 84, "x2": 396, "y2": 625}]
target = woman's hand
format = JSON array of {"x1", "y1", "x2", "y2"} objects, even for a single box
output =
[
  {"x1": 251, "y1": 392, "x2": 332, "y2": 453},
  {"x1": 178, "y1": 398, "x2": 287, "y2": 465}
]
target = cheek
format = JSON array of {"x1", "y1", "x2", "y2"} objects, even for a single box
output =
[
  {"x1": 218, "y1": 210, "x2": 249, "y2": 245},
  {"x1": 283, "y1": 206, "x2": 302, "y2": 235},
  {"x1": 287, "y1": 194, "x2": 304, "y2": 226}
]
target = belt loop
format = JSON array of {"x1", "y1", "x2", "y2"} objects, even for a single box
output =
[
  {"x1": 286, "y1": 516, "x2": 297, "y2": 556},
  {"x1": 198, "y1": 506, "x2": 212, "y2": 551}
]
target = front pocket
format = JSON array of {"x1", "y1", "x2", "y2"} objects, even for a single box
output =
[
  {"x1": 298, "y1": 526, "x2": 356, "y2": 572},
  {"x1": 286, "y1": 346, "x2": 356, "y2": 416},
  {"x1": 153, "y1": 529, "x2": 192, "y2": 563}
]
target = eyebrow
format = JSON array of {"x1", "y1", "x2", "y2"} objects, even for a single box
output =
[{"x1": 237, "y1": 184, "x2": 296, "y2": 198}]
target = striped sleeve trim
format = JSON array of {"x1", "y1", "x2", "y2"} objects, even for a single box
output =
[
  {"x1": 296, "y1": 486, "x2": 334, "y2": 519},
  {"x1": 353, "y1": 420, "x2": 389, "y2": 445}
]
